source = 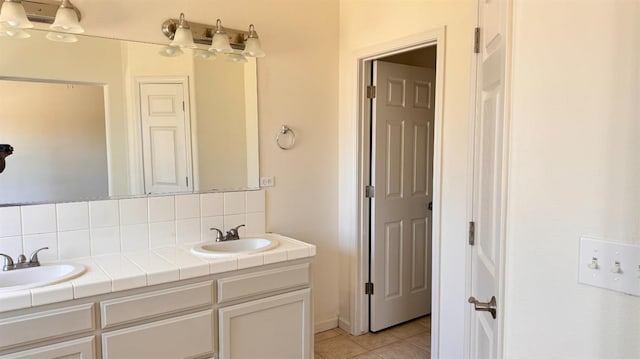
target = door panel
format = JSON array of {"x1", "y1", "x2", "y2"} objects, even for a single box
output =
[
  {"x1": 370, "y1": 60, "x2": 435, "y2": 331},
  {"x1": 139, "y1": 82, "x2": 192, "y2": 195},
  {"x1": 469, "y1": 0, "x2": 510, "y2": 356}
]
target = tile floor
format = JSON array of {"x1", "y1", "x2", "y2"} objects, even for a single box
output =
[{"x1": 314, "y1": 316, "x2": 431, "y2": 359}]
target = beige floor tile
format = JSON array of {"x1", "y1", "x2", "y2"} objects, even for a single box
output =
[
  {"x1": 316, "y1": 328, "x2": 344, "y2": 343},
  {"x1": 350, "y1": 353, "x2": 384, "y2": 359},
  {"x1": 404, "y1": 332, "x2": 431, "y2": 350},
  {"x1": 315, "y1": 352, "x2": 327, "y2": 359},
  {"x1": 415, "y1": 316, "x2": 431, "y2": 330},
  {"x1": 385, "y1": 321, "x2": 428, "y2": 339},
  {"x1": 315, "y1": 336, "x2": 367, "y2": 359},
  {"x1": 350, "y1": 331, "x2": 400, "y2": 350},
  {"x1": 371, "y1": 341, "x2": 429, "y2": 359}
]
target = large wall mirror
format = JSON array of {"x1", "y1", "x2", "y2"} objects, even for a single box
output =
[{"x1": 0, "y1": 29, "x2": 259, "y2": 205}]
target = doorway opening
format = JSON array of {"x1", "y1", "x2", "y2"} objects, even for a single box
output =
[{"x1": 354, "y1": 28, "x2": 444, "y2": 355}]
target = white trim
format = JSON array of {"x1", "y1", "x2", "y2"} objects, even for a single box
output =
[
  {"x1": 349, "y1": 27, "x2": 446, "y2": 358},
  {"x1": 314, "y1": 316, "x2": 339, "y2": 334}
]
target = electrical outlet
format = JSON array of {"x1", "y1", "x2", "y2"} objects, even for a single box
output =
[{"x1": 260, "y1": 176, "x2": 275, "y2": 187}]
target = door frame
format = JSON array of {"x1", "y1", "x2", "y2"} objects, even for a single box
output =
[
  {"x1": 129, "y1": 76, "x2": 194, "y2": 195},
  {"x1": 353, "y1": 27, "x2": 445, "y2": 356}
]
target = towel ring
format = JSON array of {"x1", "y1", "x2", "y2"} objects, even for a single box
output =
[{"x1": 276, "y1": 125, "x2": 296, "y2": 150}]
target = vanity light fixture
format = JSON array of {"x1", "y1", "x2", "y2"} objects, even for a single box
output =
[
  {"x1": 161, "y1": 16, "x2": 266, "y2": 58},
  {"x1": 209, "y1": 19, "x2": 233, "y2": 53},
  {"x1": 50, "y1": 0, "x2": 83, "y2": 34},
  {"x1": 169, "y1": 13, "x2": 196, "y2": 48},
  {"x1": 241, "y1": 24, "x2": 265, "y2": 58},
  {"x1": 0, "y1": 0, "x2": 34, "y2": 29}
]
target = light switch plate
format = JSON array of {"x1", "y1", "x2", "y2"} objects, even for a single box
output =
[{"x1": 579, "y1": 236, "x2": 640, "y2": 296}]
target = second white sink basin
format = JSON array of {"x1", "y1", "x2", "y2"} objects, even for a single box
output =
[
  {"x1": 0, "y1": 263, "x2": 86, "y2": 293},
  {"x1": 191, "y1": 236, "x2": 279, "y2": 258}
]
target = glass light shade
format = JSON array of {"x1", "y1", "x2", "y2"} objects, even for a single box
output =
[
  {"x1": 0, "y1": 1, "x2": 34, "y2": 29},
  {"x1": 46, "y1": 31, "x2": 78, "y2": 43},
  {"x1": 195, "y1": 49, "x2": 217, "y2": 60},
  {"x1": 242, "y1": 37, "x2": 265, "y2": 58},
  {"x1": 158, "y1": 45, "x2": 184, "y2": 57},
  {"x1": 0, "y1": 26, "x2": 30, "y2": 38},
  {"x1": 209, "y1": 32, "x2": 233, "y2": 53},
  {"x1": 170, "y1": 26, "x2": 196, "y2": 48},
  {"x1": 50, "y1": 7, "x2": 84, "y2": 34},
  {"x1": 227, "y1": 53, "x2": 248, "y2": 63}
]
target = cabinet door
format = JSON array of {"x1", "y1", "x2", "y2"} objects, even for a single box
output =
[
  {"x1": 219, "y1": 288, "x2": 311, "y2": 359},
  {"x1": 102, "y1": 310, "x2": 213, "y2": 359},
  {"x1": 0, "y1": 336, "x2": 95, "y2": 359}
]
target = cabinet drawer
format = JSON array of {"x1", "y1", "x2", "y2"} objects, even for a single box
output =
[
  {"x1": 0, "y1": 304, "x2": 95, "y2": 351},
  {"x1": 0, "y1": 336, "x2": 95, "y2": 359},
  {"x1": 102, "y1": 310, "x2": 214, "y2": 359},
  {"x1": 218, "y1": 263, "x2": 309, "y2": 304},
  {"x1": 101, "y1": 281, "x2": 213, "y2": 329}
]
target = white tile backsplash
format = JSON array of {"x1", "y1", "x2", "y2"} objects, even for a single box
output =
[
  {"x1": 89, "y1": 200, "x2": 119, "y2": 228},
  {"x1": 56, "y1": 202, "x2": 89, "y2": 232},
  {"x1": 120, "y1": 224, "x2": 149, "y2": 252},
  {"x1": 58, "y1": 230, "x2": 91, "y2": 259},
  {"x1": 175, "y1": 194, "x2": 200, "y2": 220},
  {"x1": 148, "y1": 196, "x2": 175, "y2": 223},
  {"x1": 0, "y1": 207, "x2": 21, "y2": 237},
  {"x1": 149, "y1": 221, "x2": 177, "y2": 249},
  {"x1": 23, "y1": 233, "x2": 58, "y2": 262},
  {"x1": 119, "y1": 198, "x2": 148, "y2": 225},
  {"x1": 22, "y1": 204, "x2": 56, "y2": 235},
  {"x1": 201, "y1": 193, "x2": 223, "y2": 217},
  {"x1": 0, "y1": 190, "x2": 264, "y2": 262},
  {"x1": 224, "y1": 192, "x2": 246, "y2": 215}
]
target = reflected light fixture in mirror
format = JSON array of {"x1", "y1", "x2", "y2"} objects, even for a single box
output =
[{"x1": 0, "y1": 0, "x2": 33, "y2": 29}]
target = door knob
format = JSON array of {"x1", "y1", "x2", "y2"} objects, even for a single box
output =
[{"x1": 468, "y1": 296, "x2": 497, "y2": 319}]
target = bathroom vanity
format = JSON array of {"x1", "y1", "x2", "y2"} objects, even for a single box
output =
[{"x1": 0, "y1": 234, "x2": 314, "y2": 359}]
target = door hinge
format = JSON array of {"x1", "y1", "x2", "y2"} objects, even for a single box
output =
[
  {"x1": 365, "y1": 185, "x2": 375, "y2": 198},
  {"x1": 469, "y1": 221, "x2": 475, "y2": 246},
  {"x1": 367, "y1": 85, "x2": 376, "y2": 99},
  {"x1": 182, "y1": 101, "x2": 185, "y2": 111},
  {"x1": 186, "y1": 176, "x2": 189, "y2": 187},
  {"x1": 365, "y1": 282, "x2": 374, "y2": 295},
  {"x1": 474, "y1": 27, "x2": 481, "y2": 54}
]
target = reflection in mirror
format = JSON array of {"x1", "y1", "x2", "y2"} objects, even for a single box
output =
[{"x1": 0, "y1": 29, "x2": 259, "y2": 205}]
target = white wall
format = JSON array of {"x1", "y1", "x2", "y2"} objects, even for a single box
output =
[
  {"x1": 338, "y1": 0, "x2": 474, "y2": 356},
  {"x1": 64, "y1": 0, "x2": 340, "y2": 329},
  {"x1": 504, "y1": 1, "x2": 640, "y2": 357}
]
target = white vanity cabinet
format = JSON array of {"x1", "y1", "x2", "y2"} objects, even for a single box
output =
[
  {"x1": 100, "y1": 281, "x2": 215, "y2": 359},
  {"x1": 0, "y1": 259, "x2": 313, "y2": 359},
  {"x1": 216, "y1": 263, "x2": 313, "y2": 359}
]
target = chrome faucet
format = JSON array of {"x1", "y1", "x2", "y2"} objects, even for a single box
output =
[
  {"x1": 209, "y1": 224, "x2": 246, "y2": 242},
  {"x1": 0, "y1": 247, "x2": 48, "y2": 271}
]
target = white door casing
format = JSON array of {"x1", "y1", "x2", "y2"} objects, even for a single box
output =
[
  {"x1": 468, "y1": 0, "x2": 511, "y2": 357},
  {"x1": 139, "y1": 82, "x2": 193, "y2": 195},
  {"x1": 370, "y1": 61, "x2": 435, "y2": 332}
]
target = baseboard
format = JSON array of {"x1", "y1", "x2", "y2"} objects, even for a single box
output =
[
  {"x1": 314, "y1": 316, "x2": 339, "y2": 333},
  {"x1": 338, "y1": 317, "x2": 352, "y2": 334}
]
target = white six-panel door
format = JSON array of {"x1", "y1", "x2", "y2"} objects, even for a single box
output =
[
  {"x1": 469, "y1": 0, "x2": 510, "y2": 357},
  {"x1": 139, "y1": 82, "x2": 192, "y2": 195},
  {"x1": 370, "y1": 60, "x2": 435, "y2": 332}
]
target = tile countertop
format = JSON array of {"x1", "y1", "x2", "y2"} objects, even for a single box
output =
[{"x1": 0, "y1": 233, "x2": 316, "y2": 313}]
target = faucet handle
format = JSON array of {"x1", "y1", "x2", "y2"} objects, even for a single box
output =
[
  {"x1": 29, "y1": 247, "x2": 48, "y2": 265},
  {"x1": 227, "y1": 224, "x2": 245, "y2": 240},
  {"x1": 209, "y1": 228, "x2": 224, "y2": 242},
  {"x1": 0, "y1": 253, "x2": 14, "y2": 270}
]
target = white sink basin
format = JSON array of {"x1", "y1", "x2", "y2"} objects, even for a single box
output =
[
  {"x1": 191, "y1": 237, "x2": 279, "y2": 258},
  {"x1": 0, "y1": 263, "x2": 86, "y2": 293}
]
